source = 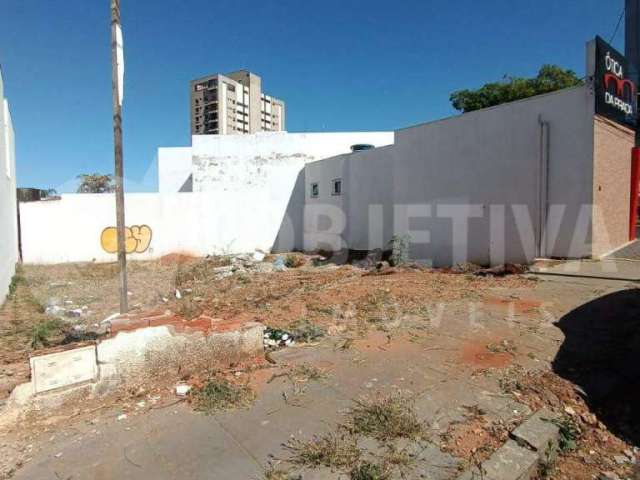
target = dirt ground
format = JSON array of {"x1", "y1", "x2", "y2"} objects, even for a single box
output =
[
  {"x1": 1, "y1": 255, "x2": 639, "y2": 479},
  {"x1": 0, "y1": 256, "x2": 529, "y2": 400}
]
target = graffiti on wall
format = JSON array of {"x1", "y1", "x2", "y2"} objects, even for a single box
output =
[{"x1": 100, "y1": 225, "x2": 153, "y2": 254}]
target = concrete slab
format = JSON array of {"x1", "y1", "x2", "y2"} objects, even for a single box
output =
[
  {"x1": 510, "y1": 408, "x2": 560, "y2": 457},
  {"x1": 408, "y1": 443, "x2": 462, "y2": 480},
  {"x1": 457, "y1": 440, "x2": 538, "y2": 480},
  {"x1": 214, "y1": 379, "x2": 352, "y2": 463},
  {"x1": 30, "y1": 345, "x2": 98, "y2": 394},
  {"x1": 12, "y1": 405, "x2": 264, "y2": 480}
]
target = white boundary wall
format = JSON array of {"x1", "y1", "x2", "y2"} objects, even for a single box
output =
[
  {"x1": 20, "y1": 190, "x2": 296, "y2": 264},
  {"x1": 304, "y1": 87, "x2": 598, "y2": 266},
  {"x1": 158, "y1": 131, "x2": 394, "y2": 193},
  {"x1": 22, "y1": 131, "x2": 393, "y2": 264},
  {"x1": 0, "y1": 70, "x2": 18, "y2": 300}
]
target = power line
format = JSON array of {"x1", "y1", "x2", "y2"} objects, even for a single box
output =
[{"x1": 609, "y1": 6, "x2": 625, "y2": 44}]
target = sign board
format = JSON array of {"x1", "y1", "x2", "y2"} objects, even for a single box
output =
[{"x1": 593, "y1": 36, "x2": 638, "y2": 129}]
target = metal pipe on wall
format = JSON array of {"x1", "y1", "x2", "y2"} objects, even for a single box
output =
[{"x1": 537, "y1": 117, "x2": 550, "y2": 258}]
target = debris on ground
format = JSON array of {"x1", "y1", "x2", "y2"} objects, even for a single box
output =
[
  {"x1": 352, "y1": 249, "x2": 384, "y2": 270},
  {"x1": 273, "y1": 255, "x2": 288, "y2": 272},
  {"x1": 264, "y1": 327, "x2": 295, "y2": 349},
  {"x1": 451, "y1": 262, "x2": 484, "y2": 274},
  {"x1": 448, "y1": 263, "x2": 528, "y2": 276},
  {"x1": 0, "y1": 255, "x2": 533, "y2": 404},
  {"x1": 286, "y1": 319, "x2": 326, "y2": 343},
  {"x1": 474, "y1": 263, "x2": 528, "y2": 277},
  {"x1": 175, "y1": 384, "x2": 191, "y2": 396}
]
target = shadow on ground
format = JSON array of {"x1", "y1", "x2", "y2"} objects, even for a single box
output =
[{"x1": 553, "y1": 288, "x2": 640, "y2": 446}]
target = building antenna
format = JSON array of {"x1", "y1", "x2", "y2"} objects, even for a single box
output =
[{"x1": 610, "y1": 6, "x2": 625, "y2": 44}]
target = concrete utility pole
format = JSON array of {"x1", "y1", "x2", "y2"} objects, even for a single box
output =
[{"x1": 111, "y1": 0, "x2": 128, "y2": 313}]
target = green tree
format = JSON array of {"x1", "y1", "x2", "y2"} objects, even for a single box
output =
[
  {"x1": 450, "y1": 65, "x2": 584, "y2": 113},
  {"x1": 77, "y1": 173, "x2": 115, "y2": 193}
]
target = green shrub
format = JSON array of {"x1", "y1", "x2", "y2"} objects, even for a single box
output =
[
  {"x1": 284, "y1": 253, "x2": 305, "y2": 268},
  {"x1": 388, "y1": 235, "x2": 410, "y2": 267},
  {"x1": 31, "y1": 318, "x2": 64, "y2": 348},
  {"x1": 350, "y1": 462, "x2": 389, "y2": 480}
]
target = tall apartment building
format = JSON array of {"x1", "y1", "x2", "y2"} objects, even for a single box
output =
[{"x1": 190, "y1": 70, "x2": 285, "y2": 135}]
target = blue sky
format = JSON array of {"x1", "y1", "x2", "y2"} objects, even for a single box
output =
[{"x1": 0, "y1": 0, "x2": 627, "y2": 192}]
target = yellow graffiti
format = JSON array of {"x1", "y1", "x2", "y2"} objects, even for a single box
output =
[{"x1": 100, "y1": 225, "x2": 153, "y2": 254}]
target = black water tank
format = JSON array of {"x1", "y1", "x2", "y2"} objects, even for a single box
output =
[{"x1": 350, "y1": 144, "x2": 375, "y2": 152}]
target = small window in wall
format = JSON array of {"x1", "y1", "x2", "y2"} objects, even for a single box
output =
[
  {"x1": 331, "y1": 179, "x2": 342, "y2": 196},
  {"x1": 310, "y1": 183, "x2": 319, "y2": 198}
]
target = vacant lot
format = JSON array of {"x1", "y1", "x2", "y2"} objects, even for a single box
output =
[
  {"x1": 0, "y1": 256, "x2": 530, "y2": 399},
  {"x1": 1, "y1": 256, "x2": 638, "y2": 480}
]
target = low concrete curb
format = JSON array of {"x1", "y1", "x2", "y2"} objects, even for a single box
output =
[
  {"x1": 0, "y1": 322, "x2": 266, "y2": 425},
  {"x1": 457, "y1": 408, "x2": 561, "y2": 480}
]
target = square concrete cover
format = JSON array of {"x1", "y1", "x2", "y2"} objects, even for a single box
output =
[{"x1": 30, "y1": 345, "x2": 98, "y2": 394}]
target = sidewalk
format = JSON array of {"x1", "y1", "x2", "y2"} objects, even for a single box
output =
[{"x1": 531, "y1": 258, "x2": 640, "y2": 282}]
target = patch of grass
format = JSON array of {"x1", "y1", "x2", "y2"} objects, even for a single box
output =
[
  {"x1": 498, "y1": 375, "x2": 523, "y2": 394},
  {"x1": 486, "y1": 339, "x2": 517, "y2": 355},
  {"x1": 174, "y1": 256, "x2": 232, "y2": 289},
  {"x1": 8, "y1": 271, "x2": 26, "y2": 296},
  {"x1": 346, "y1": 393, "x2": 425, "y2": 441},
  {"x1": 288, "y1": 318, "x2": 326, "y2": 343},
  {"x1": 290, "y1": 363, "x2": 327, "y2": 382},
  {"x1": 175, "y1": 297, "x2": 203, "y2": 320},
  {"x1": 382, "y1": 445, "x2": 413, "y2": 470},
  {"x1": 307, "y1": 304, "x2": 336, "y2": 316},
  {"x1": 388, "y1": 234, "x2": 410, "y2": 267},
  {"x1": 284, "y1": 253, "x2": 305, "y2": 269},
  {"x1": 359, "y1": 290, "x2": 400, "y2": 328},
  {"x1": 551, "y1": 416, "x2": 580, "y2": 453},
  {"x1": 31, "y1": 318, "x2": 65, "y2": 348},
  {"x1": 350, "y1": 461, "x2": 390, "y2": 480},
  {"x1": 362, "y1": 290, "x2": 393, "y2": 312},
  {"x1": 537, "y1": 441, "x2": 558, "y2": 479},
  {"x1": 285, "y1": 432, "x2": 360, "y2": 469},
  {"x1": 190, "y1": 377, "x2": 254, "y2": 414},
  {"x1": 262, "y1": 465, "x2": 291, "y2": 480}
]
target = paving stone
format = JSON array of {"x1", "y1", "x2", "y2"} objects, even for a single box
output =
[
  {"x1": 408, "y1": 443, "x2": 461, "y2": 480},
  {"x1": 475, "y1": 394, "x2": 532, "y2": 423},
  {"x1": 357, "y1": 435, "x2": 386, "y2": 458},
  {"x1": 510, "y1": 408, "x2": 560, "y2": 457},
  {"x1": 457, "y1": 440, "x2": 538, "y2": 480},
  {"x1": 298, "y1": 467, "x2": 349, "y2": 479}
]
